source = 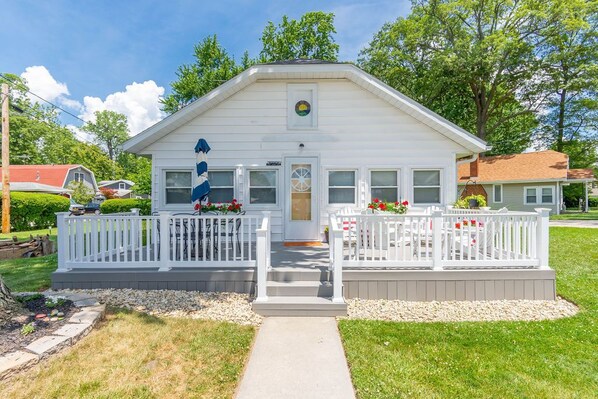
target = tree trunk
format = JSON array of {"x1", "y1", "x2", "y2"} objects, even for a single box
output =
[
  {"x1": 556, "y1": 88, "x2": 567, "y2": 152},
  {"x1": 0, "y1": 274, "x2": 15, "y2": 309}
]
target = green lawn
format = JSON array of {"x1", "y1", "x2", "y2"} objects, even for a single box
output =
[
  {"x1": 550, "y1": 209, "x2": 598, "y2": 220},
  {"x1": 0, "y1": 228, "x2": 59, "y2": 292},
  {"x1": 0, "y1": 309, "x2": 255, "y2": 398},
  {"x1": 339, "y1": 227, "x2": 598, "y2": 398}
]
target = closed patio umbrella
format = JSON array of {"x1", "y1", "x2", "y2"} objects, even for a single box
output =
[{"x1": 191, "y1": 138, "x2": 211, "y2": 210}]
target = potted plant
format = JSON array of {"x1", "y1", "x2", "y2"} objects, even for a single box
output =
[
  {"x1": 367, "y1": 198, "x2": 409, "y2": 214},
  {"x1": 323, "y1": 226, "x2": 329, "y2": 243},
  {"x1": 454, "y1": 195, "x2": 487, "y2": 209}
]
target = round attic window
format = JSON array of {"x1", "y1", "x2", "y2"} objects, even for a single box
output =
[{"x1": 294, "y1": 100, "x2": 311, "y2": 117}]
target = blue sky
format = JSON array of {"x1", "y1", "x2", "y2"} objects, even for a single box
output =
[{"x1": 2, "y1": 0, "x2": 411, "y2": 134}]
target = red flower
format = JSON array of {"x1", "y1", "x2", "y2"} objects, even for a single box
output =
[
  {"x1": 401, "y1": 200, "x2": 409, "y2": 206},
  {"x1": 373, "y1": 198, "x2": 379, "y2": 203},
  {"x1": 194, "y1": 203, "x2": 200, "y2": 210},
  {"x1": 232, "y1": 198, "x2": 237, "y2": 203},
  {"x1": 455, "y1": 222, "x2": 461, "y2": 229},
  {"x1": 368, "y1": 204, "x2": 374, "y2": 209},
  {"x1": 394, "y1": 201, "x2": 399, "y2": 206},
  {"x1": 379, "y1": 203, "x2": 387, "y2": 210},
  {"x1": 207, "y1": 202, "x2": 212, "y2": 206}
]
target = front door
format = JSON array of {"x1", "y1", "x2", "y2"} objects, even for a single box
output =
[{"x1": 284, "y1": 157, "x2": 319, "y2": 241}]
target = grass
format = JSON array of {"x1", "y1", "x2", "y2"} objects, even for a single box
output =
[
  {"x1": 339, "y1": 227, "x2": 598, "y2": 399},
  {"x1": 0, "y1": 227, "x2": 57, "y2": 242},
  {"x1": 0, "y1": 308, "x2": 255, "y2": 399},
  {"x1": 0, "y1": 228, "x2": 59, "y2": 292},
  {"x1": 550, "y1": 209, "x2": 598, "y2": 220}
]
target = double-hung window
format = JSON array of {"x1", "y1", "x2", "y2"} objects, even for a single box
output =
[
  {"x1": 165, "y1": 171, "x2": 192, "y2": 205},
  {"x1": 413, "y1": 170, "x2": 441, "y2": 204},
  {"x1": 118, "y1": 182, "x2": 126, "y2": 190},
  {"x1": 248, "y1": 170, "x2": 277, "y2": 205},
  {"x1": 370, "y1": 170, "x2": 399, "y2": 202},
  {"x1": 208, "y1": 171, "x2": 235, "y2": 203},
  {"x1": 524, "y1": 186, "x2": 554, "y2": 205},
  {"x1": 493, "y1": 184, "x2": 503, "y2": 203},
  {"x1": 328, "y1": 170, "x2": 356, "y2": 204},
  {"x1": 74, "y1": 172, "x2": 84, "y2": 182}
]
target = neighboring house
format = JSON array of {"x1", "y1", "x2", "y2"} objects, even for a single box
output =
[
  {"x1": 458, "y1": 151, "x2": 596, "y2": 214},
  {"x1": 0, "y1": 164, "x2": 99, "y2": 196},
  {"x1": 98, "y1": 179, "x2": 136, "y2": 199},
  {"x1": 123, "y1": 60, "x2": 488, "y2": 242}
]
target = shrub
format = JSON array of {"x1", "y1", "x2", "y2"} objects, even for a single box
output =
[
  {"x1": 589, "y1": 197, "x2": 598, "y2": 208},
  {"x1": 100, "y1": 198, "x2": 151, "y2": 215},
  {"x1": 67, "y1": 181, "x2": 95, "y2": 205},
  {"x1": 0, "y1": 192, "x2": 70, "y2": 231}
]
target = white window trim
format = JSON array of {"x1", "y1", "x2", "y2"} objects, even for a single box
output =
[
  {"x1": 162, "y1": 169, "x2": 193, "y2": 209},
  {"x1": 412, "y1": 169, "x2": 443, "y2": 205},
  {"x1": 327, "y1": 169, "x2": 358, "y2": 206},
  {"x1": 524, "y1": 186, "x2": 555, "y2": 205},
  {"x1": 369, "y1": 169, "x2": 400, "y2": 203},
  {"x1": 118, "y1": 182, "x2": 126, "y2": 190},
  {"x1": 493, "y1": 184, "x2": 503, "y2": 204},
  {"x1": 287, "y1": 83, "x2": 318, "y2": 130},
  {"x1": 207, "y1": 169, "x2": 236, "y2": 203},
  {"x1": 74, "y1": 172, "x2": 84, "y2": 182},
  {"x1": 245, "y1": 168, "x2": 280, "y2": 209}
]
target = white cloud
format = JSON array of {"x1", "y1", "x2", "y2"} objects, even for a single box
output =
[
  {"x1": 20, "y1": 65, "x2": 83, "y2": 111},
  {"x1": 80, "y1": 80, "x2": 165, "y2": 135}
]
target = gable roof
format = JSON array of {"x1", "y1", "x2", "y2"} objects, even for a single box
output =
[
  {"x1": 0, "y1": 164, "x2": 98, "y2": 189},
  {"x1": 99, "y1": 179, "x2": 135, "y2": 187},
  {"x1": 458, "y1": 151, "x2": 570, "y2": 183},
  {"x1": 567, "y1": 168, "x2": 596, "y2": 181},
  {"x1": 123, "y1": 62, "x2": 488, "y2": 154}
]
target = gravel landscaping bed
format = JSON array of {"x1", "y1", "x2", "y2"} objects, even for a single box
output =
[
  {"x1": 1, "y1": 295, "x2": 77, "y2": 355},
  {"x1": 342, "y1": 297, "x2": 578, "y2": 322},
  {"x1": 54, "y1": 289, "x2": 263, "y2": 326}
]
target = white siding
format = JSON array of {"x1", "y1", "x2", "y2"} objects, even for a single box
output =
[{"x1": 145, "y1": 79, "x2": 470, "y2": 241}]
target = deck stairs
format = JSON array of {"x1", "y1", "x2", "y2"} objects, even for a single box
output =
[{"x1": 252, "y1": 265, "x2": 347, "y2": 317}]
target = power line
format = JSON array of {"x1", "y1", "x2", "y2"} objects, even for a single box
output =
[{"x1": 0, "y1": 73, "x2": 87, "y2": 125}]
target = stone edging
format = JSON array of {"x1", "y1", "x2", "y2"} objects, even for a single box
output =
[{"x1": 0, "y1": 292, "x2": 105, "y2": 380}]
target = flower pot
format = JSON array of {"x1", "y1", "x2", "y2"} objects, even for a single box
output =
[
  {"x1": 468, "y1": 199, "x2": 479, "y2": 209},
  {"x1": 324, "y1": 231, "x2": 329, "y2": 243}
]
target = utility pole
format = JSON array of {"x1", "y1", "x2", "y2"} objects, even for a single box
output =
[{"x1": 1, "y1": 83, "x2": 10, "y2": 234}]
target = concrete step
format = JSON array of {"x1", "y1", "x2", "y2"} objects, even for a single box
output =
[
  {"x1": 266, "y1": 281, "x2": 333, "y2": 297},
  {"x1": 268, "y1": 266, "x2": 329, "y2": 283},
  {"x1": 252, "y1": 296, "x2": 347, "y2": 317}
]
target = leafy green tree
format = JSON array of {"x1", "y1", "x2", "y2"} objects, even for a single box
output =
[
  {"x1": 116, "y1": 153, "x2": 151, "y2": 195},
  {"x1": 67, "y1": 181, "x2": 95, "y2": 205},
  {"x1": 82, "y1": 110, "x2": 129, "y2": 161},
  {"x1": 72, "y1": 143, "x2": 122, "y2": 181},
  {"x1": 535, "y1": 0, "x2": 598, "y2": 166},
  {"x1": 359, "y1": 0, "x2": 561, "y2": 145},
  {"x1": 161, "y1": 35, "x2": 247, "y2": 114},
  {"x1": 259, "y1": 12, "x2": 339, "y2": 62}
]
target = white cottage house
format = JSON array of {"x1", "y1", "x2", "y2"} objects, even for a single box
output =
[
  {"x1": 123, "y1": 60, "x2": 488, "y2": 242},
  {"x1": 52, "y1": 61, "x2": 556, "y2": 314}
]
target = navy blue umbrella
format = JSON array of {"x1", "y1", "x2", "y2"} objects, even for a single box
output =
[{"x1": 191, "y1": 139, "x2": 211, "y2": 206}]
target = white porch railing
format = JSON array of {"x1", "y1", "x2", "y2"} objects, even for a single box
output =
[
  {"x1": 331, "y1": 208, "x2": 550, "y2": 300},
  {"x1": 56, "y1": 211, "x2": 270, "y2": 271}
]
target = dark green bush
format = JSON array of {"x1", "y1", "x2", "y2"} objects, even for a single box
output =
[
  {"x1": 588, "y1": 196, "x2": 598, "y2": 208},
  {"x1": 0, "y1": 192, "x2": 70, "y2": 231},
  {"x1": 100, "y1": 198, "x2": 151, "y2": 215}
]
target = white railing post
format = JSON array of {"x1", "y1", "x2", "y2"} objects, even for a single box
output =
[
  {"x1": 535, "y1": 208, "x2": 551, "y2": 269},
  {"x1": 159, "y1": 212, "x2": 171, "y2": 271},
  {"x1": 432, "y1": 210, "x2": 443, "y2": 270},
  {"x1": 255, "y1": 213, "x2": 269, "y2": 302},
  {"x1": 330, "y1": 214, "x2": 344, "y2": 303},
  {"x1": 263, "y1": 211, "x2": 271, "y2": 268},
  {"x1": 55, "y1": 212, "x2": 69, "y2": 271},
  {"x1": 130, "y1": 208, "x2": 140, "y2": 251}
]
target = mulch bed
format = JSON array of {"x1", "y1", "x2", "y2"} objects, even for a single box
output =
[{"x1": 0, "y1": 295, "x2": 77, "y2": 355}]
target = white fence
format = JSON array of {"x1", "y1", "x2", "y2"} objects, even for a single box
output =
[
  {"x1": 331, "y1": 210, "x2": 549, "y2": 269},
  {"x1": 56, "y1": 211, "x2": 269, "y2": 270},
  {"x1": 329, "y1": 209, "x2": 550, "y2": 300}
]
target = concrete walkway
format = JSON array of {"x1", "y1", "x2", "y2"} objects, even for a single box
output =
[
  {"x1": 550, "y1": 220, "x2": 598, "y2": 228},
  {"x1": 235, "y1": 317, "x2": 356, "y2": 399}
]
